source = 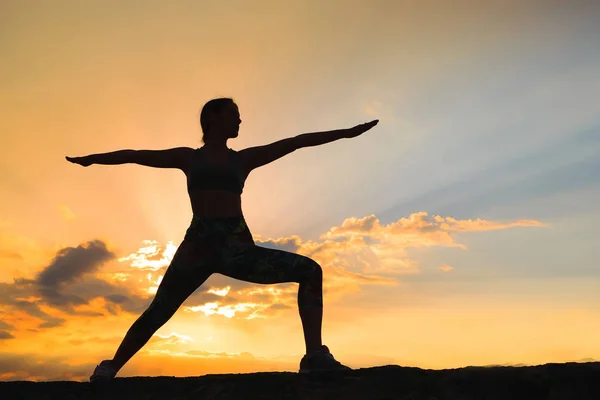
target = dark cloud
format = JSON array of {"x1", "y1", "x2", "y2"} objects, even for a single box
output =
[
  {"x1": 38, "y1": 291, "x2": 88, "y2": 308},
  {"x1": 13, "y1": 300, "x2": 66, "y2": 329},
  {"x1": 38, "y1": 320, "x2": 65, "y2": 329},
  {"x1": 0, "y1": 331, "x2": 15, "y2": 339},
  {"x1": 35, "y1": 240, "x2": 115, "y2": 305},
  {"x1": 73, "y1": 310, "x2": 105, "y2": 317},
  {"x1": 104, "y1": 294, "x2": 150, "y2": 315},
  {"x1": 105, "y1": 301, "x2": 120, "y2": 316},
  {"x1": 57, "y1": 276, "x2": 149, "y2": 314},
  {"x1": 104, "y1": 294, "x2": 128, "y2": 304},
  {"x1": 0, "y1": 320, "x2": 15, "y2": 331},
  {"x1": 13, "y1": 277, "x2": 35, "y2": 286},
  {"x1": 0, "y1": 239, "x2": 152, "y2": 331},
  {"x1": 112, "y1": 292, "x2": 149, "y2": 314}
]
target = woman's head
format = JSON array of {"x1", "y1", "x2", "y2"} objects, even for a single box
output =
[{"x1": 200, "y1": 98, "x2": 241, "y2": 143}]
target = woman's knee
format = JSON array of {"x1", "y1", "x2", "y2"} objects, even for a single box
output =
[
  {"x1": 312, "y1": 260, "x2": 323, "y2": 278},
  {"x1": 301, "y1": 258, "x2": 322, "y2": 282}
]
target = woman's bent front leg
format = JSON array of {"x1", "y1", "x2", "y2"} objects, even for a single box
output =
[
  {"x1": 297, "y1": 261, "x2": 324, "y2": 355},
  {"x1": 220, "y1": 243, "x2": 324, "y2": 355}
]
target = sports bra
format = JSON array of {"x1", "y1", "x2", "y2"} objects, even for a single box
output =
[{"x1": 186, "y1": 148, "x2": 246, "y2": 195}]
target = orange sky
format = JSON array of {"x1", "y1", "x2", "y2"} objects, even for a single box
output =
[{"x1": 2, "y1": 0, "x2": 600, "y2": 381}]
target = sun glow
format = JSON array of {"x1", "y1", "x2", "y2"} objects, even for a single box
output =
[
  {"x1": 208, "y1": 286, "x2": 231, "y2": 297},
  {"x1": 186, "y1": 302, "x2": 269, "y2": 319},
  {"x1": 118, "y1": 240, "x2": 177, "y2": 271}
]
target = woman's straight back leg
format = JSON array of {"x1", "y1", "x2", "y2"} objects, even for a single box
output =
[{"x1": 108, "y1": 237, "x2": 218, "y2": 372}]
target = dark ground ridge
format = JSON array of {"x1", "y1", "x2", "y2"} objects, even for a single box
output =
[{"x1": 2, "y1": 362, "x2": 599, "y2": 400}]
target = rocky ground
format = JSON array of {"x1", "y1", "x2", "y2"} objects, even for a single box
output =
[{"x1": 2, "y1": 362, "x2": 599, "y2": 399}]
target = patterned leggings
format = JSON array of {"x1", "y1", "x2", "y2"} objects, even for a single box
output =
[{"x1": 139, "y1": 216, "x2": 323, "y2": 329}]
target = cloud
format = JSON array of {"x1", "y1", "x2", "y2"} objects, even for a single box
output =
[
  {"x1": 0, "y1": 321, "x2": 15, "y2": 331},
  {"x1": 35, "y1": 240, "x2": 116, "y2": 306},
  {"x1": 0, "y1": 331, "x2": 15, "y2": 339},
  {"x1": 254, "y1": 235, "x2": 302, "y2": 253},
  {"x1": 431, "y1": 215, "x2": 544, "y2": 232},
  {"x1": 104, "y1": 294, "x2": 129, "y2": 304},
  {"x1": 0, "y1": 239, "x2": 152, "y2": 333},
  {"x1": 321, "y1": 213, "x2": 459, "y2": 252},
  {"x1": 207, "y1": 286, "x2": 231, "y2": 297},
  {"x1": 0, "y1": 284, "x2": 66, "y2": 329},
  {"x1": 118, "y1": 240, "x2": 177, "y2": 272},
  {"x1": 315, "y1": 212, "x2": 542, "y2": 274},
  {"x1": 0, "y1": 211, "x2": 547, "y2": 380},
  {"x1": 149, "y1": 332, "x2": 195, "y2": 347},
  {"x1": 186, "y1": 302, "x2": 271, "y2": 319},
  {"x1": 324, "y1": 212, "x2": 542, "y2": 239},
  {"x1": 0, "y1": 211, "x2": 542, "y2": 342},
  {"x1": 269, "y1": 303, "x2": 292, "y2": 310},
  {"x1": 111, "y1": 212, "x2": 541, "y2": 319}
]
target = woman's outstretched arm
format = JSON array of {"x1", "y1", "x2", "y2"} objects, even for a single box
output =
[
  {"x1": 66, "y1": 147, "x2": 194, "y2": 170},
  {"x1": 294, "y1": 120, "x2": 379, "y2": 147},
  {"x1": 239, "y1": 120, "x2": 379, "y2": 172}
]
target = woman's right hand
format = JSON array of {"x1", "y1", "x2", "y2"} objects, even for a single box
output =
[{"x1": 65, "y1": 156, "x2": 93, "y2": 167}]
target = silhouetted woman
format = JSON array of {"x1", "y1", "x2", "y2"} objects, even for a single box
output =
[{"x1": 66, "y1": 98, "x2": 378, "y2": 381}]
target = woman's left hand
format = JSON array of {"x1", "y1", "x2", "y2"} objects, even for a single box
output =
[{"x1": 344, "y1": 120, "x2": 379, "y2": 138}]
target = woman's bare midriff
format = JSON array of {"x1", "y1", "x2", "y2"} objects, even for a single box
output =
[{"x1": 188, "y1": 189, "x2": 243, "y2": 217}]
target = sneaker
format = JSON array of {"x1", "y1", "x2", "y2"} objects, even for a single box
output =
[
  {"x1": 299, "y1": 345, "x2": 352, "y2": 373},
  {"x1": 90, "y1": 360, "x2": 117, "y2": 382}
]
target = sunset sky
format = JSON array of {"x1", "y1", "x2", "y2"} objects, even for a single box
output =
[{"x1": 1, "y1": 0, "x2": 600, "y2": 382}]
